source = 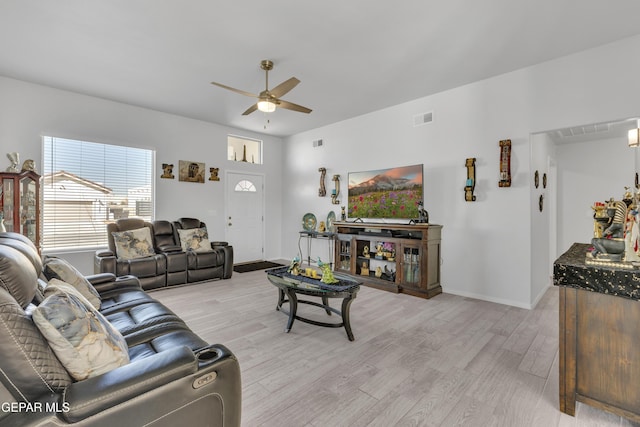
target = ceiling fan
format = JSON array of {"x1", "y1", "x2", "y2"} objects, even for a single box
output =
[{"x1": 211, "y1": 59, "x2": 312, "y2": 116}]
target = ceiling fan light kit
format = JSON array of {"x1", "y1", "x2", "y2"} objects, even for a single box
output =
[
  {"x1": 211, "y1": 59, "x2": 311, "y2": 116},
  {"x1": 257, "y1": 99, "x2": 276, "y2": 113}
]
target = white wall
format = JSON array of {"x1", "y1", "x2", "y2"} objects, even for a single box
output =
[
  {"x1": 556, "y1": 136, "x2": 635, "y2": 255},
  {"x1": 283, "y1": 34, "x2": 640, "y2": 308},
  {"x1": 0, "y1": 76, "x2": 284, "y2": 274},
  {"x1": 530, "y1": 132, "x2": 555, "y2": 305}
]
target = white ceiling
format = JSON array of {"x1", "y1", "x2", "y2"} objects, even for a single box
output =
[{"x1": 2, "y1": 1, "x2": 640, "y2": 137}]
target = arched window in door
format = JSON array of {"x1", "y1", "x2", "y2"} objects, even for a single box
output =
[{"x1": 234, "y1": 179, "x2": 257, "y2": 192}]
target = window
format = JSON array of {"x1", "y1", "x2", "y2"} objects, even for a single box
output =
[
  {"x1": 42, "y1": 136, "x2": 154, "y2": 251},
  {"x1": 234, "y1": 180, "x2": 257, "y2": 192},
  {"x1": 227, "y1": 135, "x2": 262, "y2": 164}
]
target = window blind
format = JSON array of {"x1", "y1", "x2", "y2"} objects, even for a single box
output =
[{"x1": 42, "y1": 136, "x2": 154, "y2": 251}]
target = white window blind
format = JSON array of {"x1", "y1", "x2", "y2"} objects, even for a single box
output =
[{"x1": 42, "y1": 136, "x2": 154, "y2": 251}]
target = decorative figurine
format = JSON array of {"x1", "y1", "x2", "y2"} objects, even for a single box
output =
[
  {"x1": 589, "y1": 198, "x2": 627, "y2": 261},
  {"x1": 375, "y1": 243, "x2": 384, "y2": 259},
  {"x1": 375, "y1": 266, "x2": 383, "y2": 278},
  {"x1": 363, "y1": 245, "x2": 370, "y2": 258},
  {"x1": 288, "y1": 256, "x2": 301, "y2": 276},
  {"x1": 318, "y1": 258, "x2": 338, "y2": 284},
  {"x1": 21, "y1": 159, "x2": 36, "y2": 173},
  {"x1": 318, "y1": 221, "x2": 326, "y2": 232},
  {"x1": 6, "y1": 152, "x2": 19, "y2": 173},
  {"x1": 360, "y1": 261, "x2": 369, "y2": 276},
  {"x1": 341, "y1": 206, "x2": 346, "y2": 221},
  {"x1": 417, "y1": 201, "x2": 429, "y2": 223}
]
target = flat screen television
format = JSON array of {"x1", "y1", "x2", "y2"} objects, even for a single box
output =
[{"x1": 347, "y1": 164, "x2": 423, "y2": 220}]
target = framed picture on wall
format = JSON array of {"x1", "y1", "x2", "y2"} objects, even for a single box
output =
[{"x1": 179, "y1": 160, "x2": 205, "y2": 183}]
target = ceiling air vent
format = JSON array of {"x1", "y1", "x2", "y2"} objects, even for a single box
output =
[
  {"x1": 413, "y1": 111, "x2": 433, "y2": 127},
  {"x1": 313, "y1": 139, "x2": 323, "y2": 148}
]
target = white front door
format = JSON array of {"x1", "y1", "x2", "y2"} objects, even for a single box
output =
[{"x1": 226, "y1": 172, "x2": 265, "y2": 264}]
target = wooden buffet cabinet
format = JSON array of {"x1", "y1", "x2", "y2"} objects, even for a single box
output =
[
  {"x1": 554, "y1": 243, "x2": 640, "y2": 422},
  {"x1": 0, "y1": 171, "x2": 41, "y2": 252},
  {"x1": 333, "y1": 221, "x2": 442, "y2": 299}
]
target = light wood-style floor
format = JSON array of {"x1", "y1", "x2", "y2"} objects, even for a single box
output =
[{"x1": 152, "y1": 266, "x2": 640, "y2": 427}]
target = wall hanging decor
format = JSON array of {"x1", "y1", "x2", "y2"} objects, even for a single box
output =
[
  {"x1": 178, "y1": 160, "x2": 205, "y2": 183},
  {"x1": 539, "y1": 194, "x2": 544, "y2": 212},
  {"x1": 161, "y1": 163, "x2": 175, "y2": 179},
  {"x1": 318, "y1": 167, "x2": 326, "y2": 196},
  {"x1": 534, "y1": 170, "x2": 539, "y2": 188},
  {"x1": 464, "y1": 158, "x2": 476, "y2": 202},
  {"x1": 543, "y1": 172, "x2": 547, "y2": 189},
  {"x1": 331, "y1": 174, "x2": 340, "y2": 204},
  {"x1": 209, "y1": 167, "x2": 220, "y2": 181},
  {"x1": 498, "y1": 139, "x2": 512, "y2": 187}
]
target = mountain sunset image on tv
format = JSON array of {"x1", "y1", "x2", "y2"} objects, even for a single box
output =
[{"x1": 347, "y1": 164, "x2": 423, "y2": 220}]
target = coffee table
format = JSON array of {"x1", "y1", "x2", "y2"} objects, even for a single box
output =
[{"x1": 266, "y1": 266, "x2": 360, "y2": 341}]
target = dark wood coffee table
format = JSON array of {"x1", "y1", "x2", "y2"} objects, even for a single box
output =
[{"x1": 266, "y1": 267, "x2": 360, "y2": 341}]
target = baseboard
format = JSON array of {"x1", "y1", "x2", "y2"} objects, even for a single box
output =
[{"x1": 444, "y1": 288, "x2": 533, "y2": 310}]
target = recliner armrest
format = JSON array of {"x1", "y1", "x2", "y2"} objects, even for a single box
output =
[
  {"x1": 85, "y1": 272, "x2": 117, "y2": 284},
  {"x1": 95, "y1": 249, "x2": 114, "y2": 258},
  {"x1": 157, "y1": 244, "x2": 183, "y2": 253},
  {"x1": 92, "y1": 274, "x2": 142, "y2": 294},
  {"x1": 62, "y1": 346, "x2": 197, "y2": 423},
  {"x1": 219, "y1": 245, "x2": 234, "y2": 279}
]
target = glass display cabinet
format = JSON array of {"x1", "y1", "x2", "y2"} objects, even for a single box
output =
[{"x1": 0, "y1": 171, "x2": 41, "y2": 252}]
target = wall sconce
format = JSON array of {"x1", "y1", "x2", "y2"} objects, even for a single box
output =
[
  {"x1": 629, "y1": 128, "x2": 640, "y2": 147},
  {"x1": 331, "y1": 175, "x2": 340, "y2": 204},
  {"x1": 464, "y1": 158, "x2": 476, "y2": 202}
]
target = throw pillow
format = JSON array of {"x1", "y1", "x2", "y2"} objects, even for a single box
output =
[
  {"x1": 177, "y1": 227, "x2": 212, "y2": 253},
  {"x1": 32, "y1": 288, "x2": 129, "y2": 381},
  {"x1": 112, "y1": 227, "x2": 156, "y2": 260},
  {"x1": 42, "y1": 256, "x2": 101, "y2": 310}
]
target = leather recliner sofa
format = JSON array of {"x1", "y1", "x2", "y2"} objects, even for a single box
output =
[
  {"x1": 172, "y1": 218, "x2": 234, "y2": 283},
  {"x1": 94, "y1": 218, "x2": 169, "y2": 290},
  {"x1": 0, "y1": 232, "x2": 241, "y2": 426},
  {"x1": 95, "y1": 218, "x2": 233, "y2": 290}
]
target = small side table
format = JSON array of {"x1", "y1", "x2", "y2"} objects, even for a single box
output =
[{"x1": 298, "y1": 230, "x2": 335, "y2": 267}]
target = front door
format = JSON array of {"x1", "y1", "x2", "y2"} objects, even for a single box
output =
[{"x1": 226, "y1": 172, "x2": 265, "y2": 264}]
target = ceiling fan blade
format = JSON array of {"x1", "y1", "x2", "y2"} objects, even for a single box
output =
[
  {"x1": 270, "y1": 77, "x2": 300, "y2": 98},
  {"x1": 211, "y1": 81, "x2": 258, "y2": 98},
  {"x1": 277, "y1": 99, "x2": 312, "y2": 114},
  {"x1": 242, "y1": 103, "x2": 258, "y2": 115}
]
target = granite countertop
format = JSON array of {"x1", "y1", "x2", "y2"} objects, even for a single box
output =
[{"x1": 553, "y1": 242, "x2": 640, "y2": 301}]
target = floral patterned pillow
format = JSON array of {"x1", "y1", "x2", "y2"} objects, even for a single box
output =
[
  {"x1": 33, "y1": 287, "x2": 130, "y2": 381},
  {"x1": 112, "y1": 227, "x2": 156, "y2": 260},
  {"x1": 43, "y1": 256, "x2": 101, "y2": 309},
  {"x1": 177, "y1": 227, "x2": 212, "y2": 253}
]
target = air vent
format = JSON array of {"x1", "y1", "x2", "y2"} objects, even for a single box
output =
[
  {"x1": 313, "y1": 139, "x2": 323, "y2": 148},
  {"x1": 413, "y1": 111, "x2": 433, "y2": 127}
]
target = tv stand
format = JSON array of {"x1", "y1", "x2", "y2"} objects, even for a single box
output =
[{"x1": 333, "y1": 221, "x2": 442, "y2": 299}]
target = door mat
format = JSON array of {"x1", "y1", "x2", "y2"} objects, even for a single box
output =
[{"x1": 233, "y1": 261, "x2": 285, "y2": 273}]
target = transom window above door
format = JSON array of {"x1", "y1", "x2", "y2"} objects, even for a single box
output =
[{"x1": 227, "y1": 135, "x2": 262, "y2": 164}]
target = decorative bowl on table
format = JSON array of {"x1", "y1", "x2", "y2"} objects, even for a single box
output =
[{"x1": 302, "y1": 213, "x2": 317, "y2": 231}]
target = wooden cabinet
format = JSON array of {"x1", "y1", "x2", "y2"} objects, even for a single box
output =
[
  {"x1": 555, "y1": 243, "x2": 640, "y2": 422},
  {"x1": 0, "y1": 171, "x2": 41, "y2": 251},
  {"x1": 333, "y1": 221, "x2": 442, "y2": 299}
]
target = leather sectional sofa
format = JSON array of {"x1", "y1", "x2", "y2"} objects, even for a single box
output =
[
  {"x1": 94, "y1": 217, "x2": 233, "y2": 290},
  {"x1": 0, "y1": 232, "x2": 241, "y2": 426}
]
